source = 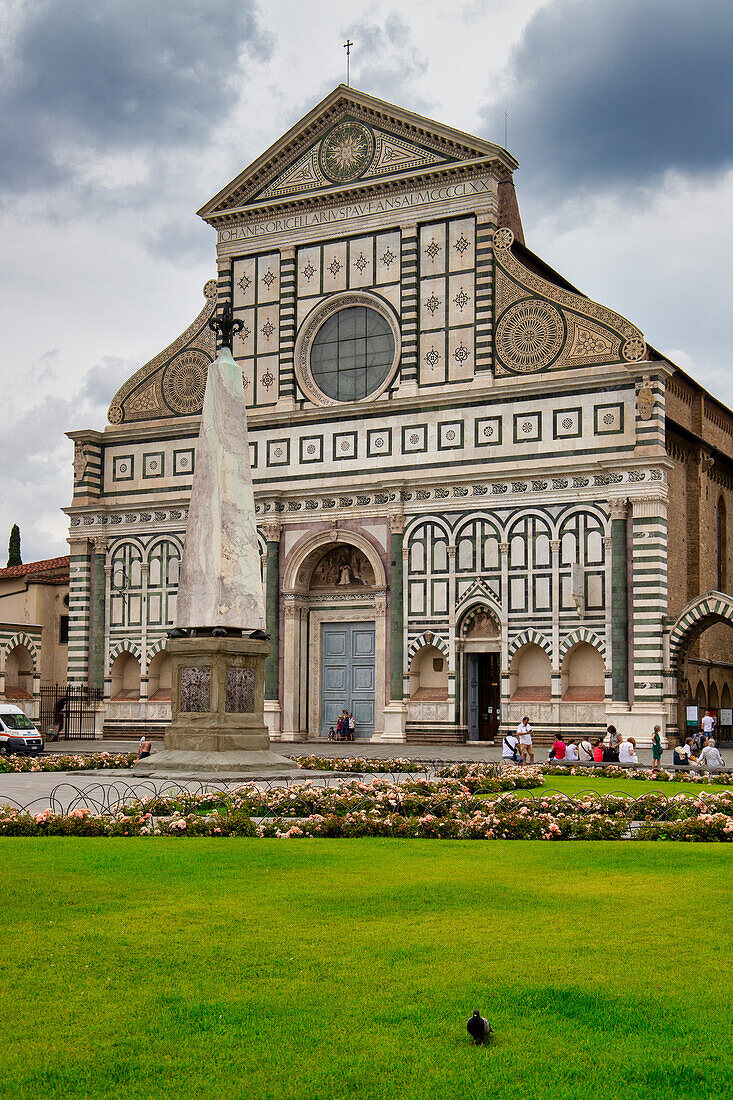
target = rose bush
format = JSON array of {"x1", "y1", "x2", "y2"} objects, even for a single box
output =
[{"x1": 0, "y1": 752, "x2": 136, "y2": 774}]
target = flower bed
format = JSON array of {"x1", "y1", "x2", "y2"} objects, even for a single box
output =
[
  {"x1": 0, "y1": 752, "x2": 137, "y2": 774},
  {"x1": 291, "y1": 755, "x2": 426, "y2": 773},
  {"x1": 1, "y1": 775, "x2": 731, "y2": 840},
  {"x1": 542, "y1": 764, "x2": 733, "y2": 784}
]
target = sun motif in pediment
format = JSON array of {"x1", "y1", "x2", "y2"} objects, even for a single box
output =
[{"x1": 319, "y1": 121, "x2": 375, "y2": 183}]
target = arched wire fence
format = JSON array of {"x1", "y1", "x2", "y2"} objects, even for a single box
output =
[{"x1": 0, "y1": 772, "x2": 721, "y2": 825}]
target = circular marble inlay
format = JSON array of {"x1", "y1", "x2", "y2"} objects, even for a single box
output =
[
  {"x1": 483, "y1": 425, "x2": 493, "y2": 437},
  {"x1": 108, "y1": 405, "x2": 123, "y2": 424},
  {"x1": 562, "y1": 417, "x2": 573, "y2": 430},
  {"x1": 522, "y1": 421, "x2": 533, "y2": 434},
  {"x1": 162, "y1": 351, "x2": 209, "y2": 414},
  {"x1": 603, "y1": 413, "x2": 615, "y2": 425},
  {"x1": 319, "y1": 121, "x2": 375, "y2": 183},
  {"x1": 445, "y1": 429, "x2": 456, "y2": 441},
  {"x1": 410, "y1": 433, "x2": 420, "y2": 445},
  {"x1": 496, "y1": 300, "x2": 565, "y2": 372}
]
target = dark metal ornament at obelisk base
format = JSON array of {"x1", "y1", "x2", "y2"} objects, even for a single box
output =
[{"x1": 139, "y1": 313, "x2": 294, "y2": 776}]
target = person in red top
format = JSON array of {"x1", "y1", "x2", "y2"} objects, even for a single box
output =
[
  {"x1": 551, "y1": 734, "x2": 566, "y2": 760},
  {"x1": 592, "y1": 738, "x2": 604, "y2": 761}
]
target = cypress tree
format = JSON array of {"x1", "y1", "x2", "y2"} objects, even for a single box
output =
[{"x1": 7, "y1": 525, "x2": 21, "y2": 567}]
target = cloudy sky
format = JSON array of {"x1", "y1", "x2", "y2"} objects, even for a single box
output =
[{"x1": 2, "y1": 0, "x2": 732, "y2": 562}]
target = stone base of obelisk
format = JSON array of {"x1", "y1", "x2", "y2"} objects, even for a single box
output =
[{"x1": 139, "y1": 635, "x2": 297, "y2": 775}]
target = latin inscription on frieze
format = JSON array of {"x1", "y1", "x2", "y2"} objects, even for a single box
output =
[
  {"x1": 225, "y1": 667, "x2": 255, "y2": 713},
  {"x1": 180, "y1": 666, "x2": 211, "y2": 712}
]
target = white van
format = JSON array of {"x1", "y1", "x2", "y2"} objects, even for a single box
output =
[{"x1": 0, "y1": 704, "x2": 44, "y2": 756}]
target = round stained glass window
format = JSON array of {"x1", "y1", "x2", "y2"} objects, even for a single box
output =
[{"x1": 310, "y1": 306, "x2": 395, "y2": 402}]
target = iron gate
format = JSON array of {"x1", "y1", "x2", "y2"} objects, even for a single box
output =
[{"x1": 39, "y1": 684, "x2": 103, "y2": 740}]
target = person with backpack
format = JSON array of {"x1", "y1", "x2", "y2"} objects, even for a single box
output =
[{"x1": 579, "y1": 735, "x2": 594, "y2": 762}]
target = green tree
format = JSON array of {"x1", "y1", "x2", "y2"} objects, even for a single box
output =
[{"x1": 7, "y1": 524, "x2": 22, "y2": 567}]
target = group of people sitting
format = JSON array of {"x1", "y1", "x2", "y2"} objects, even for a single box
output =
[
  {"x1": 502, "y1": 717, "x2": 726, "y2": 770},
  {"x1": 327, "y1": 710, "x2": 356, "y2": 741}
]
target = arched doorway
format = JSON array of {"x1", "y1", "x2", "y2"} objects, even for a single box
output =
[
  {"x1": 457, "y1": 604, "x2": 501, "y2": 741},
  {"x1": 281, "y1": 532, "x2": 388, "y2": 740},
  {"x1": 3, "y1": 644, "x2": 34, "y2": 700},
  {"x1": 668, "y1": 593, "x2": 733, "y2": 744}
]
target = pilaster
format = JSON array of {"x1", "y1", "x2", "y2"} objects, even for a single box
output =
[
  {"x1": 400, "y1": 225, "x2": 418, "y2": 389},
  {"x1": 278, "y1": 248, "x2": 297, "y2": 401}
]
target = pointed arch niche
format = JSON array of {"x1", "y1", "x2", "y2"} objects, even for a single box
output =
[{"x1": 280, "y1": 529, "x2": 388, "y2": 741}]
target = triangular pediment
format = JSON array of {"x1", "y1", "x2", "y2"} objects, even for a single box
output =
[{"x1": 198, "y1": 86, "x2": 516, "y2": 220}]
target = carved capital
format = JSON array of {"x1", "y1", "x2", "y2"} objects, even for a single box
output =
[
  {"x1": 284, "y1": 603, "x2": 300, "y2": 620},
  {"x1": 389, "y1": 513, "x2": 405, "y2": 534},
  {"x1": 92, "y1": 535, "x2": 108, "y2": 554},
  {"x1": 499, "y1": 542, "x2": 509, "y2": 554},
  {"x1": 401, "y1": 545, "x2": 409, "y2": 561},
  {"x1": 260, "y1": 521, "x2": 283, "y2": 543},
  {"x1": 549, "y1": 540, "x2": 561, "y2": 553},
  {"x1": 374, "y1": 596, "x2": 387, "y2": 614},
  {"x1": 607, "y1": 498, "x2": 628, "y2": 521},
  {"x1": 603, "y1": 536, "x2": 613, "y2": 549},
  {"x1": 447, "y1": 544, "x2": 457, "y2": 559}
]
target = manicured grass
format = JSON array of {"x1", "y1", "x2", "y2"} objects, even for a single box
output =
[
  {"x1": 533, "y1": 776, "x2": 733, "y2": 798},
  {"x1": 0, "y1": 842, "x2": 730, "y2": 1100}
]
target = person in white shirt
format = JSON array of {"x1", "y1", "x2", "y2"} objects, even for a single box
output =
[
  {"x1": 701, "y1": 711, "x2": 716, "y2": 738},
  {"x1": 516, "y1": 717, "x2": 534, "y2": 764},
  {"x1": 697, "y1": 738, "x2": 725, "y2": 770},
  {"x1": 502, "y1": 732, "x2": 520, "y2": 761},
  {"x1": 618, "y1": 737, "x2": 638, "y2": 765},
  {"x1": 565, "y1": 740, "x2": 579, "y2": 761},
  {"x1": 579, "y1": 737, "x2": 594, "y2": 761}
]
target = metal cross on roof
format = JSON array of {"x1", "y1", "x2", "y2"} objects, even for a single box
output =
[{"x1": 343, "y1": 39, "x2": 353, "y2": 87}]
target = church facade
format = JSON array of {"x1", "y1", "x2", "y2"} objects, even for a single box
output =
[{"x1": 65, "y1": 87, "x2": 733, "y2": 745}]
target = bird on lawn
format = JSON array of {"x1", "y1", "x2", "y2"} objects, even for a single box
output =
[{"x1": 466, "y1": 1009, "x2": 492, "y2": 1045}]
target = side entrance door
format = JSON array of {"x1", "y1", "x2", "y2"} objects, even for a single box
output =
[
  {"x1": 467, "y1": 653, "x2": 500, "y2": 741},
  {"x1": 321, "y1": 623, "x2": 375, "y2": 738}
]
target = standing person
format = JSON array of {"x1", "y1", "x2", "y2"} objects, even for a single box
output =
[
  {"x1": 336, "y1": 713, "x2": 344, "y2": 741},
  {"x1": 605, "y1": 725, "x2": 621, "y2": 762},
  {"x1": 651, "y1": 724, "x2": 663, "y2": 772},
  {"x1": 516, "y1": 716, "x2": 534, "y2": 764},
  {"x1": 701, "y1": 710, "x2": 716, "y2": 741},
  {"x1": 347, "y1": 711, "x2": 356, "y2": 742}
]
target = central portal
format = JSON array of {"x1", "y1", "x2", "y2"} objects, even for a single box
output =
[
  {"x1": 467, "y1": 653, "x2": 500, "y2": 741},
  {"x1": 321, "y1": 622, "x2": 376, "y2": 738}
]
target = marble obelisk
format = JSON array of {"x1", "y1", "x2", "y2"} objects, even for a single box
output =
[
  {"x1": 142, "y1": 334, "x2": 293, "y2": 775},
  {"x1": 175, "y1": 345, "x2": 265, "y2": 633}
]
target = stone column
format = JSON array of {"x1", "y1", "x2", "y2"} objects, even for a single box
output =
[
  {"x1": 382, "y1": 514, "x2": 407, "y2": 742},
  {"x1": 67, "y1": 538, "x2": 92, "y2": 686},
  {"x1": 447, "y1": 543, "x2": 457, "y2": 713},
  {"x1": 550, "y1": 539, "x2": 562, "y2": 720},
  {"x1": 103, "y1": 561, "x2": 113, "y2": 700},
  {"x1": 603, "y1": 535, "x2": 613, "y2": 700},
  {"x1": 281, "y1": 599, "x2": 301, "y2": 740},
  {"x1": 89, "y1": 537, "x2": 107, "y2": 694},
  {"x1": 629, "y1": 491, "x2": 669, "y2": 740},
  {"x1": 389, "y1": 514, "x2": 405, "y2": 700},
  {"x1": 499, "y1": 541, "x2": 510, "y2": 715},
  {"x1": 261, "y1": 522, "x2": 282, "y2": 700},
  {"x1": 608, "y1": 499, "x2": 629, "y2": 703}
]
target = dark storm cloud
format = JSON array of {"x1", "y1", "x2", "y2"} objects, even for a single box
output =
[
  {"x1": 480, "y1": 0, "x2": 733, "y2": 190},
  {"x1": 0, "y1": 0, "x2": 272, "y2": 193}
]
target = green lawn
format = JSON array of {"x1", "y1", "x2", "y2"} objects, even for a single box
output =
[
  {"x1": 1, "y1": 841, "x2": 731, "y2": 1100},
  {"x1": 533, "y1": 776, "x2": 733, "y2": 798}
]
